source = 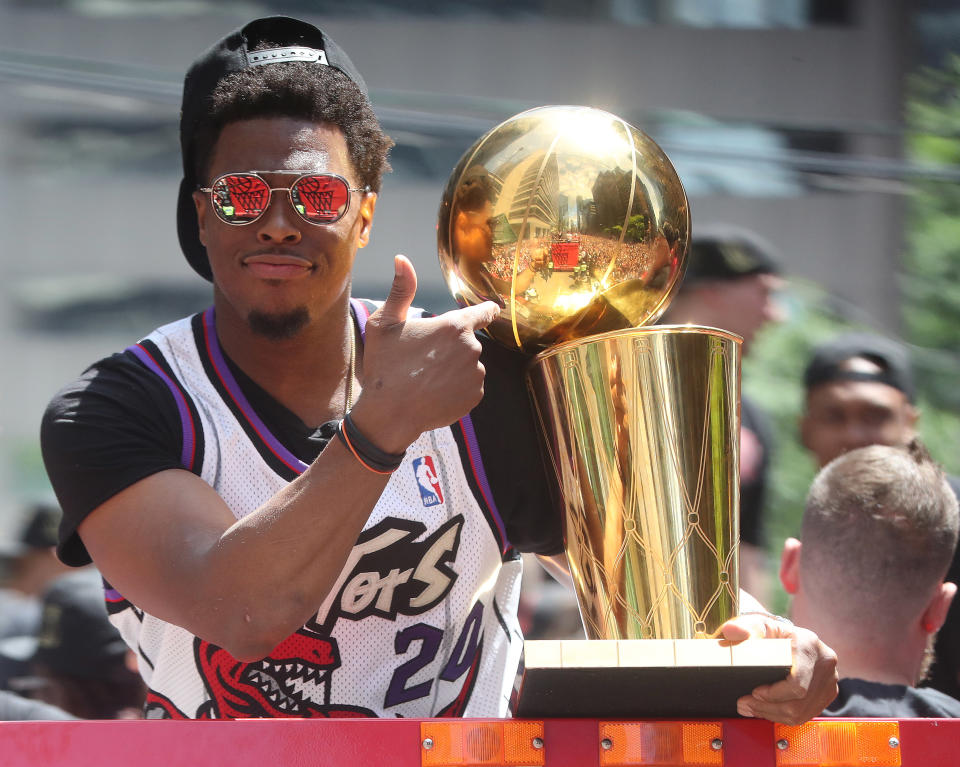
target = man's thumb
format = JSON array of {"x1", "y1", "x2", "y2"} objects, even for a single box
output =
[{"x1": 379, "y1": 255, "x2": 418, "y2": 325}]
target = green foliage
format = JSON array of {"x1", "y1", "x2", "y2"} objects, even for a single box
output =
[
  {"x1": 902, "y1": 55, "x2": 960, "y2": 392},
  {"x1": 625, "y1": 214, "x2": 649, "y2": 242}
]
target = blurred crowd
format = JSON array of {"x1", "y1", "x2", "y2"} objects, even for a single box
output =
[{"x1": 0, "y1": 504, "x2": 145, "y2": 720}]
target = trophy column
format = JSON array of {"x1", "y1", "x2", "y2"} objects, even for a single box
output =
[{"x1": 518, "y1": 326, "x2": 790, "y2": 718}]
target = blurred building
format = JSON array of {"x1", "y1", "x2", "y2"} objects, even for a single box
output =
[{"x1": 0, "y1": 0, "x2": 953, "y2": 527}]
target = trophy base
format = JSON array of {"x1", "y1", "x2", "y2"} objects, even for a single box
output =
[{"x1": 515, "y1": 638, "x2": 792, "y2": 719}]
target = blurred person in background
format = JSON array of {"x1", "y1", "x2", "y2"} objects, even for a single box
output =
[
  {"x1": 779, "y1": 441, "x2": 960, "y2": 717},
  {"x1": 0, "y1": 503, "x2": 74, "y2": 690},
  {"x1": 0, "y1": 502, "x2": 72, "y2": 641},
  {"x1": 660, "y1": 232, "x2": 784, "y2": 605},
  {"x1": 0, "y1": 688, "x2": 75, "y2": 720},
  {"x1": 1, "y1": 569, "x2": 144, "y2": 719},
  {"x1": 800, "y1": 334, "x2": 960, "y2": 700}
]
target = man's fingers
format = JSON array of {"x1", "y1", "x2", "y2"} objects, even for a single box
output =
[
  {"x1": 737, "y1": 694, "x2": 806, "y2": 725},
  {"x1": 716, "y1": 614, "x2": 775, "y2": 645},
  {"x1": 717, "y1": 619, "x2": 754, "y2": 644},
  {"x1": 737, "y1": 631, "x2": 838, "y2": 725},
  {"x1": 378, "y1": 255, "x2": 418, "y2": 326},
  {"x1": 446, "y1": 301, "x2": 501, "y2": 333}
]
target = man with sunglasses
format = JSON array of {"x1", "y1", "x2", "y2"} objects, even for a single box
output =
[{"x1": 40, "y1": 16, "x2": 837, "y2": 722}]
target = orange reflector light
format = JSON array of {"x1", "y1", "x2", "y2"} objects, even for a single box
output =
[
  {"x1": 598, "y1": 721, "x2": 723, "y2": 766},
  {"x1": 774, "y1": 721, "x2": 901, "y2": 766},
  {"x1": 420, "y1": 720, "x2": 545, "y2": 766}
]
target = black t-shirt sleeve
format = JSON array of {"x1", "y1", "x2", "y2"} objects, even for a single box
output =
[
  {"x1": 40, "y1": 352, "x2": 185, "y2": 566},
  {"x1": 471, "y1": 335, "x2": 564, "y2": 556}
]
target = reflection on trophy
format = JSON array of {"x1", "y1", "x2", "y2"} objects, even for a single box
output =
[
  {"x1": 438, "y1": 106, "x2": 790, "y2": 717},
  {"x1": 438, "y1": 106, "x2": 688, "y2": 353}
]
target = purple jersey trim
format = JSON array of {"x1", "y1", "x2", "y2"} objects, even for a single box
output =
[
  {"x1": 349, "y1": 297, "x2": 371, "y2": 340},
  {"x1": 104, "y1": 587, "x2": 125, "y2": 603},
  {"x1": 201, "y1": 308, "x2": 309, "y2": 475},
  {"x1": 458, "y1": 414, "x2": 510, "y2": 553},
  {"x1": 127, "y1": 343, "x2": 196, "y2": 471}
]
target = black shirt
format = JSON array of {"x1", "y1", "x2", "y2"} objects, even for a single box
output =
[{"x1": 825, "y1": 677, "x2": 960, "y2": 718}]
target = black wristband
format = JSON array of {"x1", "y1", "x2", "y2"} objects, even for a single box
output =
[{"x1": 338, "y1": 412, "x2": 407, "y2": 473}]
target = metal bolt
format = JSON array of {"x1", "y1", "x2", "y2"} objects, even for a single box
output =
[
  {"x1": 532, "y1": 737, "x2": 544, "y2": 750},
  {"x1": 601, "y1": 738, "x2": 613, "y2": 751},
  {"x1": 889, "y1": 737, "x2": 900, "y2": 749},
  {"x1": 422, "y1": 738, "x2": 434, "y2": 751},
  {"x1": 776, "y1": 738, "x2": 789, "y2": 751},
  {"x1": 710, "y1": 738, "x2": 723, "y2": 751}
]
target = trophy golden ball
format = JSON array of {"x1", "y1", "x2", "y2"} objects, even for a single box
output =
[{"x1": 438, "y1": 105, "x2": 690, "y2": 353}]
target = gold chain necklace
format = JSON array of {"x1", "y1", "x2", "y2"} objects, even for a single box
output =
[{"x1": 345, "y1": 317, "x2": 355, "y2": 413}]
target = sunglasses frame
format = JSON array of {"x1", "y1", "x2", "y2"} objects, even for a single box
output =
[{"x1": 199, "y1": 170, "x2": 370, "y2": 226}]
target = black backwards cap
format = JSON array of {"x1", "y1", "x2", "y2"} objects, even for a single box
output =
[
  {"x1": 683, "y1": 235, "x2": 780, "y2": 287},
  {"x1": 803, "y1": 332, "x2": 916, "y2": 403},
  {"x1": 177, "y1": 16, "x2": 368, "y2": 280},
  {"x1": 0, "y1": 571, "x2": 130, "y2": 683},
  {"x1": 33, "y1": 571, "x2": 130, "y2": 680}
]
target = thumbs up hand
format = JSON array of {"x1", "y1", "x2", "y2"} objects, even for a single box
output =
[{"x1": 350, "y1": 255, "x2": 500, "y2": 454}]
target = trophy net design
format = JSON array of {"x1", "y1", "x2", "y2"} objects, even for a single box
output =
[{"x1": 438, "y1": 105, "x2": 740, "y2": 642}]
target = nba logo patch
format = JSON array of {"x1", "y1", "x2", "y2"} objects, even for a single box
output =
[{"x1": 413, "y1": 456, "x2": 444, "y2": 507}]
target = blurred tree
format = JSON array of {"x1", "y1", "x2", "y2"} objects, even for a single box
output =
[{"x1": 903, "y1": 54, "x2": 960, "y2": 410}]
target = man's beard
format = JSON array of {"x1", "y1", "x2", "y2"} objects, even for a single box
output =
[{"x1": 247, "y1": 307, "x2": 310, "y2": 340}]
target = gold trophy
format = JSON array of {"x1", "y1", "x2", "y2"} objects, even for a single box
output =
[{"x1": 438, "y1": 106, "x2": 790, "y2": 717}]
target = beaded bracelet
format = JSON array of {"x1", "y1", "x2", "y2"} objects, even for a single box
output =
[{"x1": 336, "y1": 412, "x2": 406, "y2": 474}]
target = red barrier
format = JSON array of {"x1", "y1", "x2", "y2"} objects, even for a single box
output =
[{"x1": 1, "y1": 717, "x2": 957, "y2": 766}]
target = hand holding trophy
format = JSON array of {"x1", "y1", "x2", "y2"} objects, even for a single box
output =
[{"x1": 438, "y1": 106, "x2": 798, "y2": 718}]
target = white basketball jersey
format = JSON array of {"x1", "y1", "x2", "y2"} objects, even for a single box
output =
[{"x1": 107, "y1": 304, "x2": 524, "y2": 719}]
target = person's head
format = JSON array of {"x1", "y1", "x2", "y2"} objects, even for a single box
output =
[
  {"x1": 662, "y1": 233, "x2": 783, "y2": 352},
  {"x1": 452, "y1": 168, "x2": 496, "y2": 270},
  {"x1": 0, "y1": 502, "x2": 71, "y2": 595},
  {"x1": 8, "y1": 570, "x2": 145, "y2": 718},
  {"x1": 780, "y1": 441, "x2": 958, "y2": 683},
  {"x1": 179, "y1": 17, "x2": 393, "y2": 339},
  {"x1": 800, "y1": 333, "x2": 918, "y2": 468}
]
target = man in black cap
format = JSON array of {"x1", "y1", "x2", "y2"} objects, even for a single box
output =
[
  {"x1": 660, "y1": 232, "x2": 784, "y2": 604},
  {"x1": 1, "y1": 569, "x2": 144, "y2": 719},
  {"x1": 40, "y1": 17, "x2": 837, "y2": 721},
  {"x1": 801, "y1": 333, "x2": 918, "y2": 469},
  {"x1": 0, "y1": 503, "x2": 72, "y2": 643},
  {"x1": 800, "y1": 333, "x2": 960, "y2": 701}
]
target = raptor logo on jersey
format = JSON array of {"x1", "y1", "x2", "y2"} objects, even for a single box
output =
[{"x1": 413, "y1": 455, "x2": 443, "y2": 506}]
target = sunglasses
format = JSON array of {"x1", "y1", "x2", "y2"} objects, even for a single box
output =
[{"x1": 199, "y1": 171, "x2": 370, "y2": 226}]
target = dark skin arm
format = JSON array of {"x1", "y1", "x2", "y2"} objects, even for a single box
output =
[{"x1": 79, "y1": 257, "x2": 500, "y2": 661}]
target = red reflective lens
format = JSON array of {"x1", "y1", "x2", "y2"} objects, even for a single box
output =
[
  {"x1": 208, "y1": 173, "x2": 352, "y2": 225},
  {"x1": 292, "y1": 175, "x2": 350, "y2": 222},
  {"x1": 212, "y1": 174, "x2": 271, "y2": 223}
]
